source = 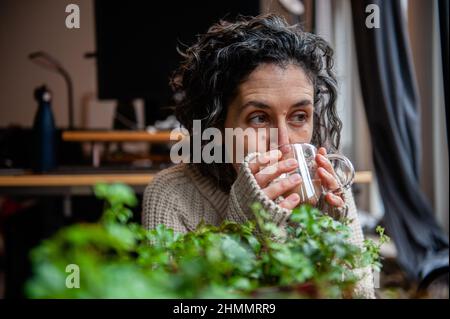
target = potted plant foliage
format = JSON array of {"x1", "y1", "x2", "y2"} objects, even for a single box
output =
[{"x1": 26, "y1": 183, "x2": 388, "y2": 298}]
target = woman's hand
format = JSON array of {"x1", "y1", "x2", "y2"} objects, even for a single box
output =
[
  {"x1": 316, "y1": 147, "x2": 345, "y2": 208},
  {"x1": 246, "y1": 148, "x2": 346, "y2": 211},
  {"x1": 247, "y1": 150, "x2": 301, "y2": 210}
]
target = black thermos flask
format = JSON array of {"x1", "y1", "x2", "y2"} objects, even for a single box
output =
[{"x1": 32, "y1": 85, "x2": 57, "y2": 172}]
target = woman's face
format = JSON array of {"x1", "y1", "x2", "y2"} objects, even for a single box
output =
[{"x1": 224, "y1": 63, "x2": 314, "y2": 171}]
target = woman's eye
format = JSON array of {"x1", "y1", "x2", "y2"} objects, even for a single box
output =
[
  {"x1": 248, "y1": 114, "x2": 268, "y2": 126},
  {"x1": 290, "y1": 112, "x2": 307, "y2": 123}
]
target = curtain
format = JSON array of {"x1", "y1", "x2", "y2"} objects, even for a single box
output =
[
  {"x1": 350, "y1": 0, "x2": 449, "y2": 284},
  {"x1": 438, "y1": 0, "x2": 449, "y2": 149}
]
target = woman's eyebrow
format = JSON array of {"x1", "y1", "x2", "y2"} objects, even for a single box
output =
[
  {"x1": 292, "y1": 99, "x2": 313, "y2": 108},
  {"x1": 241, "y1": 99, "x2": 312, "y2": 110},
  {"x1": 241, "y1": 100, "x2": 271, "y2": 110}
]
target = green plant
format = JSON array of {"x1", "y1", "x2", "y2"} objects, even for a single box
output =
[{"x1": 26, "y1": 183, "x2": 388, "y2": 298}]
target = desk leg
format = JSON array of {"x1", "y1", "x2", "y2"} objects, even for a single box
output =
[
  {"x1": 63, "y1": 193, "x2": 72, "y2": 218},
  {"x1": 92, "y1": 142, "x2": 101, "y2": 167}
]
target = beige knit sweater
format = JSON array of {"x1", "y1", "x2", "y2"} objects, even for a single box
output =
[{"x1": 142, "y1": 154, "x2": 376, "y2": 298}]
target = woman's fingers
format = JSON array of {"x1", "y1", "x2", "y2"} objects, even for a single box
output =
[
  {"x1": 318, "y1": 147, "x2": 327, "y2": 156},
  {"x1": 316, "y1": 153, "x2": 335, "y2": 176},
  {"x1": 317, "y1": 166, "x2": 340, "y2": 191},
  {"x1": 248, "y1": 149, "x2": 281, "y2": 174},
  {"x1": 251, "y1": 147, "x2": 345, "y2": 210},
  {"x1": 317, "y1": 147, "x2": 345, "y2": 208},
  {"x1": 317, "y1": 148, "x2": 337, "y2": 182},
  {"x1": 262, "y1": 173, "x2": 302, "y2": 200},
  {"x1": 316, "y1": 150, "x2": 340, "y2": 191},
  {"x1": 325, "y1": 192, "x2": 345, "y2": 208},
  {"x1": 278, "y1": 193, "x2": 301, "y2": 210},
  {"x1": 254, "y1": 158, "x2": 298, "y2": 188},
  {"x1": 248, "y1": 150, "x2": 301, "y2": 210}
]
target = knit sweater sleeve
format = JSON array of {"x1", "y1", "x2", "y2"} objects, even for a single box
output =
[
  {"x1": 341, "y1": 188, "x2": 376, "y2": 299},
  {"x1": 317, "y1": 186, "x2": 376, "y2": 298},
  {"x1": 224, "y1": 152, "x2": 292, "y2": 227}
]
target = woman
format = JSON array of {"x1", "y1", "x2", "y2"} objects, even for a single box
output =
[{"x1": 143, "y1": 14, "x2": 375, "y2": 298}]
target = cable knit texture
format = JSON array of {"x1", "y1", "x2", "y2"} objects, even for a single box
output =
[{"x1": 142, "y1": 153, "x2": 375, "y2": 299}]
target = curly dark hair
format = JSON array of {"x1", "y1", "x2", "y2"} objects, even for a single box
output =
[{"x1": 171, "y1": 13, "x2": 342, "y2": 192}]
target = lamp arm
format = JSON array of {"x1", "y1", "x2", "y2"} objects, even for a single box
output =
[{"x1": 58, "y1": 67, "x2": 74, "y2": 130}]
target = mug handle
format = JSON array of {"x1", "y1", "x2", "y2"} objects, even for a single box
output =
[{"x1": 325, "y1": 154, "x2": 355, "y2": 189}]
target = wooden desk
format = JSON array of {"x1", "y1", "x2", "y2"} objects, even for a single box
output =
[
  {"x1": 0, "y1": 170, "x2": 371, "y2": 187},
  {"x1": 0, "y1": 172, "x2": 156, "y2": 217},
  {"x1": 0, "y1": 170, "x2": 372, "y2": 216},
  {"x1": 353, "y1": 171, "x2": 372, "y2": 184},
  {"x1": 62, "y1": 130, "x2": 185, "y2": 167},
  {"x1": 62, "y1": 130, "x2": 184, "y2": 143},
  {"x1": 0, "y1": 173, "x2": 155, "y2": 187}
]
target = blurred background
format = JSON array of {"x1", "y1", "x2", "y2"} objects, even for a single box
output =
[{"x1": 0, "y1": 0, "x2": 448, "y2": 298}]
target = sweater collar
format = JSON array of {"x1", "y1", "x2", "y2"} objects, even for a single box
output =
[{"x1": 183, "y1": 163, "x2": 230, "y2": 218}]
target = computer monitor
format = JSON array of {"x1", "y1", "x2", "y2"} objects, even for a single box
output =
[{"x1": 94, "y1": 0, "x2": 259, "y2": 125}]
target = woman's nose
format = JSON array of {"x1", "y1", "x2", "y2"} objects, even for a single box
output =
[{"x1": 268, "y1": 123, "x2": 290, "y2": 150}]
